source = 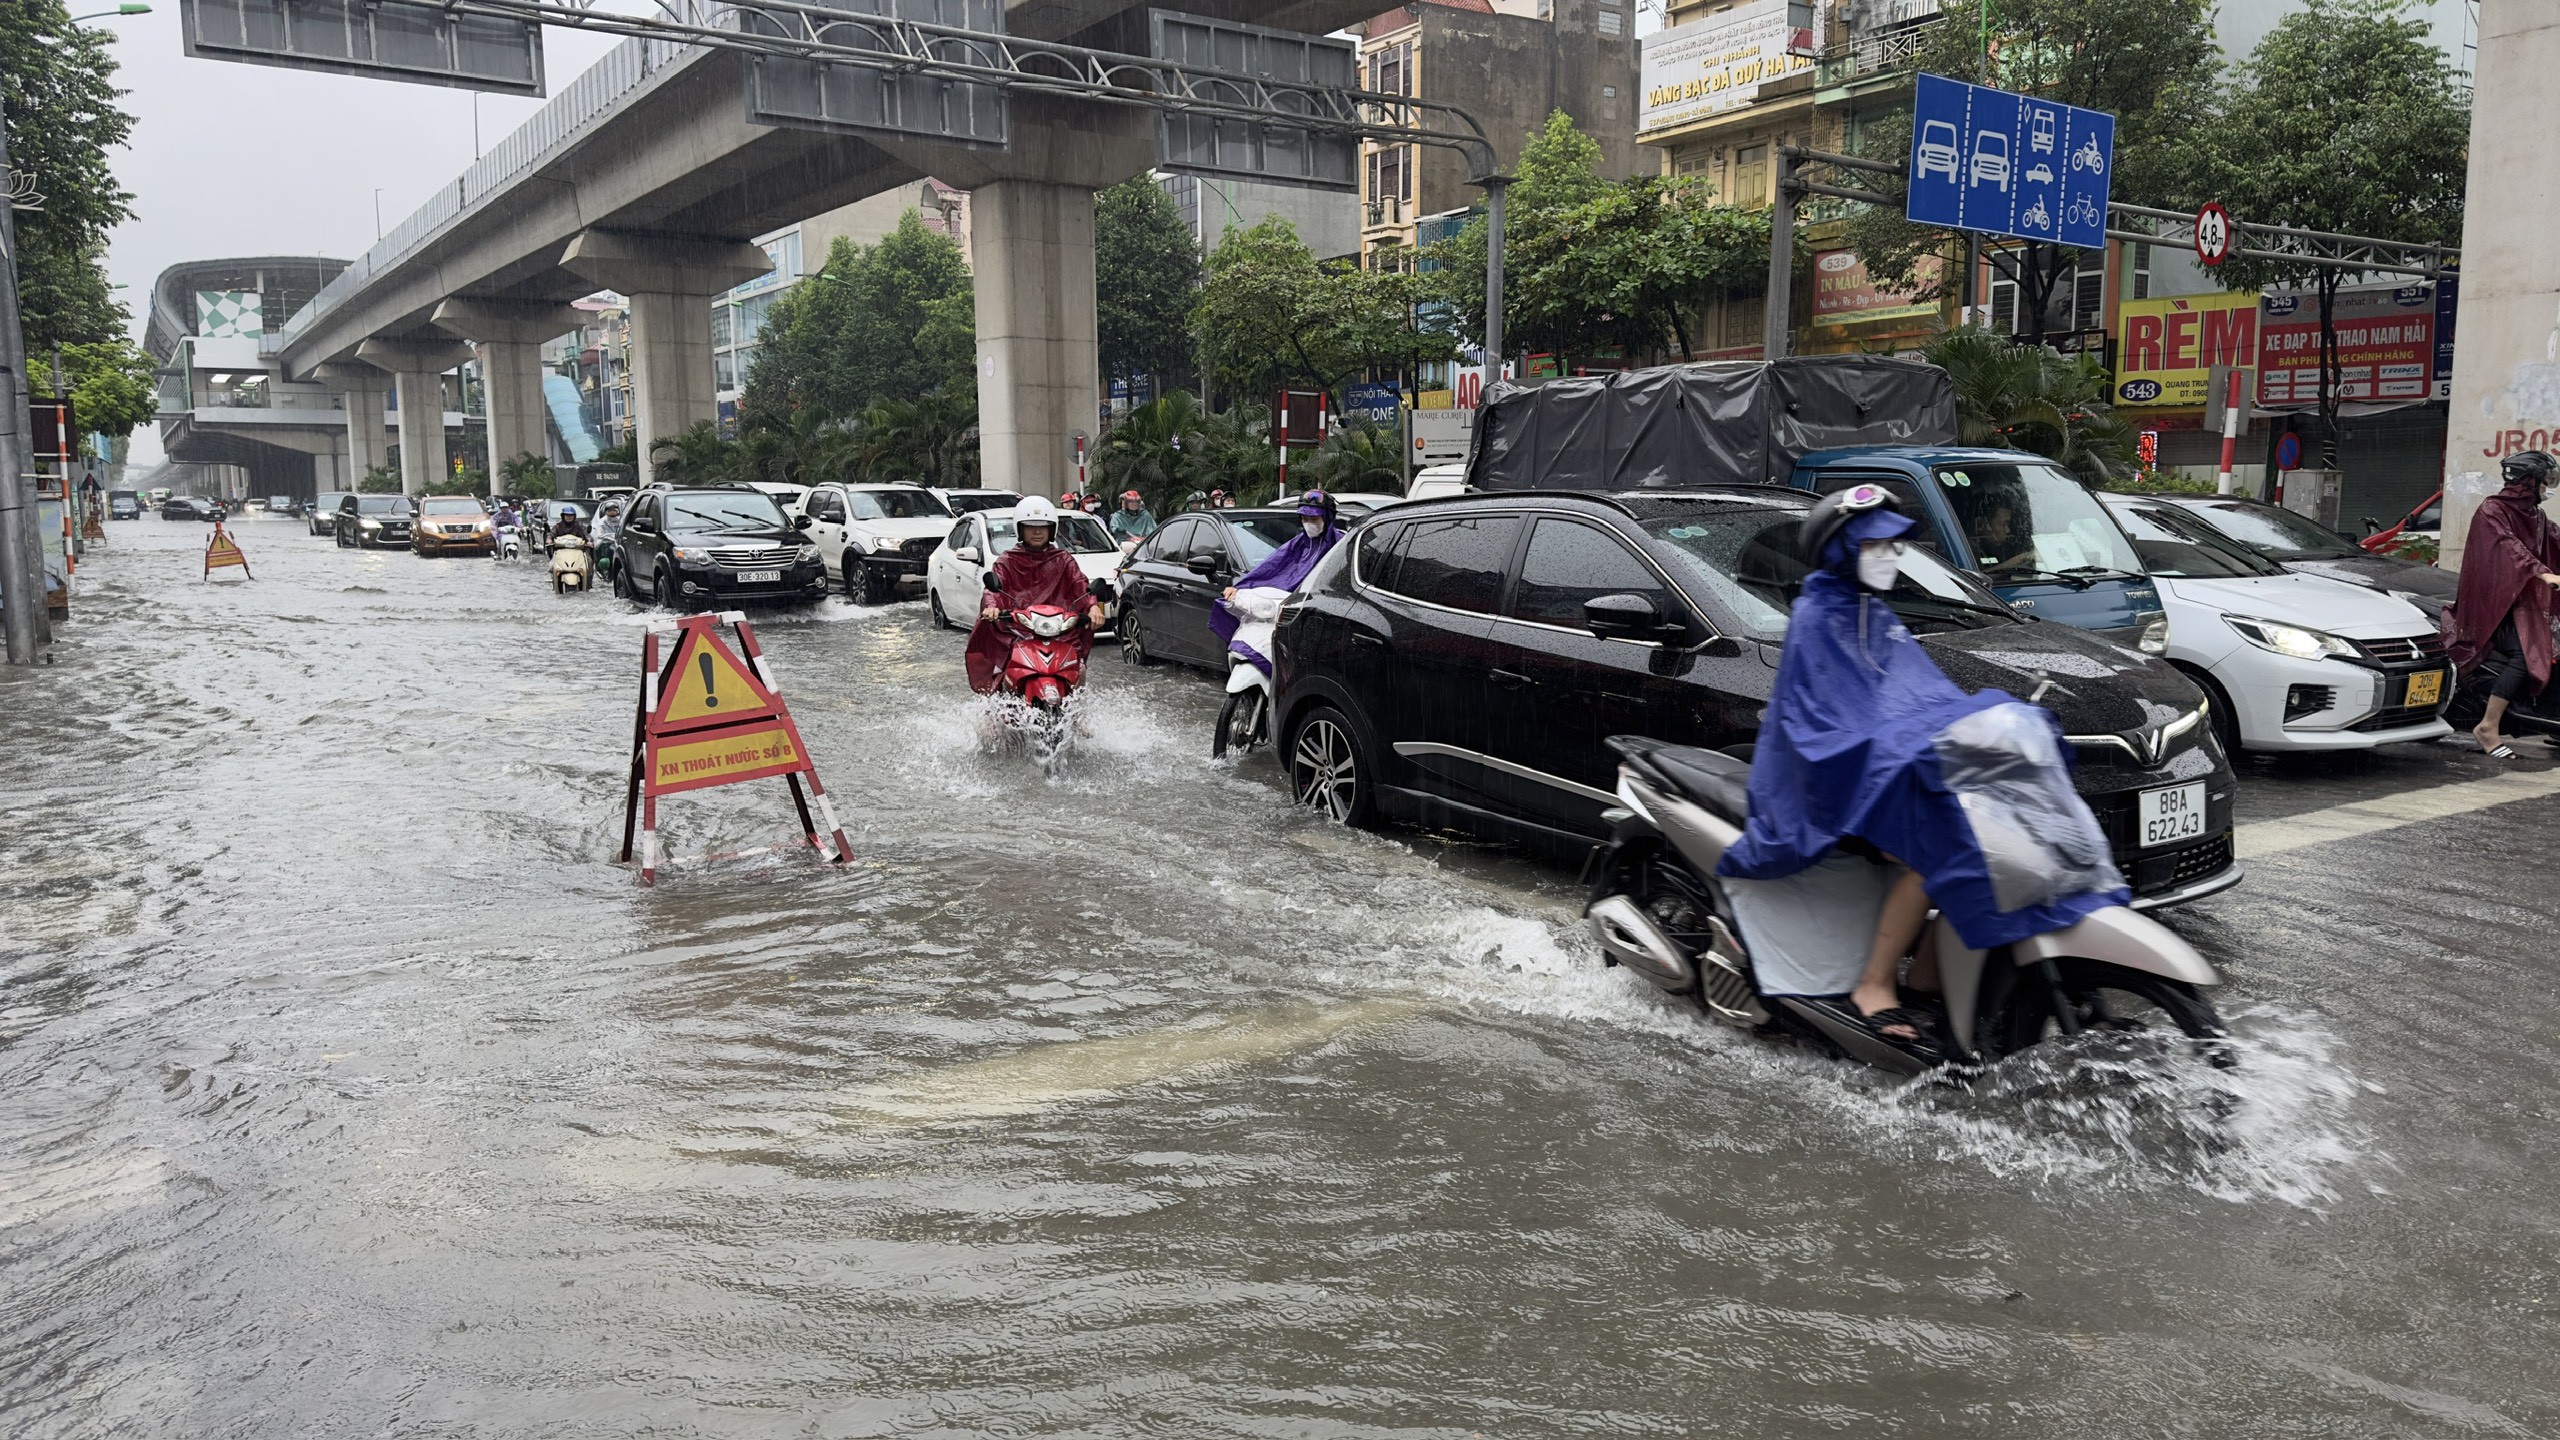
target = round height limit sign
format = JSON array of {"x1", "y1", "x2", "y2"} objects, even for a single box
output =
[{"x1": 2195, "y1": 202, "x2": 2234, "y2": 267}]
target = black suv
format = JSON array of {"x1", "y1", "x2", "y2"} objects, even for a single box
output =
[
  {"x1": 613, "y1": 484, "x2": 827, "y2": 610},
  {"x1": 1273, "y1": 489, "x2": 2242, "y2": 909},
  {"x1": 333, "y1": 493, "x2": 413, "y2": 547}
]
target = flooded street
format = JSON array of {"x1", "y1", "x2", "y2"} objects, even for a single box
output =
[{"x1": 7, "y1": 514, "x2": 2559, "y2": 1436}]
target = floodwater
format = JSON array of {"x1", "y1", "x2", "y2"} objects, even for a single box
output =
[{"x1": 5, "y1": 515, "x2": 2557, "y2": 1436}]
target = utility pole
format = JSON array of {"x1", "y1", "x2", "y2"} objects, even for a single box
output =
[
  {"x1": 0, "y1": 101, "x2": 47, "y2": 664},
  {"x1": 1480, "y1": 175, "x2": 1508, "y2": 381}
]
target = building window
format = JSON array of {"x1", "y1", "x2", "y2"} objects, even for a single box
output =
[
  {"x1": 2130, "y1": 242, "x2": 2152, "y2": 301},
  {"x1": 2072, "y1": 268, "x2": 2105, "y2": 333},
  {"x1": 1990, "y1": 273, "x2": 2019, "y2": 335},
  {"x1": 715, "y1": 351, "x2": 738, "y2": 391},
  {"x1": 710, "y1": 303, "x2": 735, "y2": 349},
  {"x1": 1732, "y1": 144, "x2": 1770, "y2": 208},
  {"x1": 1368, "y1": 41, "x2": 1411, "y2": 96},
  {"x1": 1598, "y1": 8, "x2": 1622, "y2": 35}
]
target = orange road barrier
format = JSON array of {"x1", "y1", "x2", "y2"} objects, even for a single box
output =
[
  {"x1": 203, "y1": 522, "x2": 252, "y2": 580},
  {"x1": 617, "y1": 611, "x2": 849, "y2": 885}
]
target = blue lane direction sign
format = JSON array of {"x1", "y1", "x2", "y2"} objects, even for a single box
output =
[{"x1": 1905, "y1": 74, "x2": 2114, "y2": 250}]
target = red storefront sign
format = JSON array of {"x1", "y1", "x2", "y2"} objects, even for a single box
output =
[{"x1": 2256, "y1": 285, "x2": 2438, "y2": 406}]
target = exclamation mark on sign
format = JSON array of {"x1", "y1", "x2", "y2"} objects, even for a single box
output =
[{"x1": 699, "y1": 652, "x2": 719, "y2": 708}]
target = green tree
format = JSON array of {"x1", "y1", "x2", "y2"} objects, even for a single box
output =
[
  {"x1": 737, "y1": 404, "x2": 858, "y2": 490},
  {"x1": 1923, "y1": 327, "x2": 2133, "y2": 483},
  {"x1": 1096, "y1": 176, "x2": 1200, "y2": 388},
  {"x1": 1, "y1": 0, "x2": 137, "y2": 351},
  {"x1": 851, "y1": 388, "x2": 978, "y2": 487},
  {"x1": 499, "y1": 451, "x2": 557, "y2": 498},
  {"x1": 1834, "y1": 0, "x2": 2220, "y2": 347},
  {"x1": 740, "y1": 211, "x2": 975, "y2": 426},
  {"x1": 1431, "y1": 111, "x2": 1768, "y2": 362},
  {"x1": 1096, "y1": 390, "x2": 1208, "y2": 517},
  {"x1": 648, "y1": 420, "x2": 740, "y2": 484},
  {"x1": 2199, "y1": 0, "x2": 2468, "y2": 466},
  {"x1": 1192, "y1": 219, "x2": 1453, "y2": 404},
  {"x1": 356, "y1": 464, "x2": 402, "y2": 494},
  {"x1": 1303, "y1": 423, "x2": 1408, "y2": 494},
  {"x1": 61, "y1": 339, "x2": 154, "y2": 454},
  {"x1": 1188, "y1": 402, "x2": 1279, "y2": 505}
]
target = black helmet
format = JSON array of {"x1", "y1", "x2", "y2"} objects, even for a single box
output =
[
  {"x1": 2503, "y1": 450, "x2": 2555, "y2": 487},
  {"x1": 1799, "y1": 482, "x2": 1910, "y2": 564}
]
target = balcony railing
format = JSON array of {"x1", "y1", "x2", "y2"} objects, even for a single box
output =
[
  {"x1": 1365, "y1": 196, "x2": 1406, "y2": 228},
  {"x1": 1817, "y1": 14, "x2": 1940, "y2": 87}
]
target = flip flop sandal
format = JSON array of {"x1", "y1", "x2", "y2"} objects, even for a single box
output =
[
  {"x1": 2485, "y1": 743, "x2": 2518, "y2": 759},
  {"x1": 1808, "y1": 999, "x2": 1944, "y2": 1064}
]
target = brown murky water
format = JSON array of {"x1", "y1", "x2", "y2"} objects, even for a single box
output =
[{"x1": 5, "y1": 514, "x2": 2556, "y2": 1436}]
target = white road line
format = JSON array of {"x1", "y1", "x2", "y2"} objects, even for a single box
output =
[{"x1": 2235, "y1": 769, "x2": 2560, "y2": 860}]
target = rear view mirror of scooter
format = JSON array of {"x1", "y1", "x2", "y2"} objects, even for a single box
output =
[
  {"x1": 1088, "y1": 577, "x2": 1117, "y2": 602},
  {"x1": 983, "y1": 572, "x2": 1002, "y2": 592}
]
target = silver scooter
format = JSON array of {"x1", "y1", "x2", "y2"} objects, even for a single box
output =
[{"x1": 1583, "y1": 735, "x2": 2228, "y2": 1074}]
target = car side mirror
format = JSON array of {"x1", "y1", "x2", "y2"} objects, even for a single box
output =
[
  {"x1": 792, "y1": 514, "x2": 812, "y2": 531},
  {"x1": 954, "y1": 545, "x2": 980, "y2": 563},
  {"x1": 1184, "y1": 554, "x2": 1224, "y2": 578},
  {"x1": 1585, "y1": 592, "x2": 1670, "y2": 640}
]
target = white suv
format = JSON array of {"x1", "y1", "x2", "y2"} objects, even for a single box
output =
[{"x1": 799, "y1": 483, "x2": 957, "y2": 603}]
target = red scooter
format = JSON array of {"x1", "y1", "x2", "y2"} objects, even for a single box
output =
[{"x1": 982, "y1": 573, "x2": 1114, "y2": 765}]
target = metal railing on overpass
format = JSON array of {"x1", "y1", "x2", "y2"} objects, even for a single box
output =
[{"x1": 279, "y1": 34, "x2": 697, "y2": 352}]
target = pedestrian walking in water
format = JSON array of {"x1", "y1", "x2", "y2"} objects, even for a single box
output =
[{"x1": 2448, "y1": 450, "x2": 2560, "y2": 757}]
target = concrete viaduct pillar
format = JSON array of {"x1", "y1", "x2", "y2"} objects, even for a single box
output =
[
  {"x1": 561, "y1": 232, "x2": 771, "y2": 477},
  {"x1": 358, "y1": 338, "x2": 475, "y2": 496},
  {"x1": 432, "y1": 299, "x2": 584, "y2": 487},
  {"x1": 972, "y1": 180, "x2": 1099, "y2": 499},
  {"x1": 315, "y1": 361, "x2": 391, "y2": 486}
]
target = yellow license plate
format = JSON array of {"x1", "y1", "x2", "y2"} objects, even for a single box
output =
[{"x1": 2405, "y1": 670, "x2": 2445, "y2": 707}]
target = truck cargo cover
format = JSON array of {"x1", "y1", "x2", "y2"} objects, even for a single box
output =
[{"x1": 1464, "y1": 357, "x2": 1959, "y2": 492}]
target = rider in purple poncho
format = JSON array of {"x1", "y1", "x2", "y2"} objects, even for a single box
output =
[{"x1": 1208, "y1": 490, "x2": 1345, "y2": 673}]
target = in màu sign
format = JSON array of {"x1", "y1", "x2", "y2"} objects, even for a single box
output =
[{"x1": 619, "y1": 612, "x2": 850, "y2": 885}]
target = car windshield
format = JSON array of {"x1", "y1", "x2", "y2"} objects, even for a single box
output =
[
  {"x1": 2106, "y1": 502, "x2": 2285, "y2": 579},
  {"x1": 986, "y1": 513, "x2": 1117, "y2": 555},
  {"x1": 1642, "y1": 507, "x2": 2016, "y2": 640},
  {"x1": 356, "y1": 495, "x2": 411, "y2": 515},
  {"x1": 665, "y1": 493, "x2": 789, "y2": 531},
  {"x1": 2177, "y1": 499, "x2": 2359, "y2": 560},
  {"x1": 420, "y1": 498, "x2": 480, "y2": 516},
  {"x1": 1936, "y1": 461, "x2": 2144, "y2": 582},
  {"x1": 847, "y1": 489, "x2": 951, "y2": 521},
  {"x1": 1227, "y1": 514, "x2": 1302, "y2": 565}
]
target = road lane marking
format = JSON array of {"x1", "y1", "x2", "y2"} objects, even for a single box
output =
[{"x1": 2235, "y1": 769, "x2": 2560, "y2": 860}]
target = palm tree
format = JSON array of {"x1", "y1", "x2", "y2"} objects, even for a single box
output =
[
  {"x1": 648, "y1": 421, "x2": 740, "y2": 485},
  {"x1": 498, "y1": 451, "x2": 557, "y2": 499},
  {"x1": 1303, "y1": 422, "x2": 1407, "y2": 495},
  {"x1": 853, "y1": 389, "x2": 978, "y2": 488},
  {"x1": 739, "y1": 405, "x2": 857, "y2": 490},
  {"x1": 1097, "y1": 391, "x2": 1208, "y2": 515},
  {"x1": 1188, "y1": 403, "x2": 1278, "y2": 505},
  {"x1": 1921, "y1": 327, "x2": 2133, "y2": 485}
]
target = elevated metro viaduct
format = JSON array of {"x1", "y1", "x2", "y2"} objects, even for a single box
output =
[{"x1": 274, "y1": 1, "x2": 1385, "y2": 498}]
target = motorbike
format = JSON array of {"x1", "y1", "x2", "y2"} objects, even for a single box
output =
[
  {"x1": 496, "y1": 523, "x2": 524, "y2": 560},
  {"x1": 548, "y1": 533, "x2": 594, "y2": 594},
  {"x1": 982, "y1": 572, "x2": 1114, "y2": 767},
  {"x1": 1212, "y1": 585, "x2": 1288, "y2": 758},
  {"x1": 1583, "y1": 735, "x2": 2228, "y2": 1075}
]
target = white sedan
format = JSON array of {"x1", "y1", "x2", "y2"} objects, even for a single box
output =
[
  {"x1": 2100, "y1": 494, "x2": 2453, "y2": 753},
  {"x1": 925, "y1": 507, "x2": 1126, "y2": 631}
]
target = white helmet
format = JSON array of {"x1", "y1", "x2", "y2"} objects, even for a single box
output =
[{"x1": 1014, "y1": 495, "x2": 1059, "y2": 527}]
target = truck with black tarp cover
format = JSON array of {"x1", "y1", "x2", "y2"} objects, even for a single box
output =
[{"x1": 1458, "y1": 355, "x2": 2166, "y2": 648}]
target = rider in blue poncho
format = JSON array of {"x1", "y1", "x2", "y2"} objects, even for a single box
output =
[
  {"x1": 1716, "y1": 485, "x2": 2129, "y2": 1045},
  {"x1": 1208, "y1": 490, "x2": 1345, "y2": 672}
]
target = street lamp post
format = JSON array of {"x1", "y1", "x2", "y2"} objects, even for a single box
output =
[
  {"x1": 0, "y1": 102, "x2": 46, "y2": 664},
  {"x1": 69, "y1": 3, "x2": 151, "y2": 20}
]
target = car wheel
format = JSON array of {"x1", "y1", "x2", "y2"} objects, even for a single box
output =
[
  {"x1": 654, "y1": 569, "x2": 677, "y2": 611},
  {"x1": 1287, "y1": 704, "x2": 1378, "y2": 827},
  {"x1": 1121, "y1": 607, "x2": 1156, "y2": 666},
  {"x1": 613, "y1": 561, "x2": 634, "y2": 601},
  {"x1": 929, "y1": 585, "x2": 953, "y2": 630},
  {"x1": 860, "y1": 563, "x2": 894, "y2": 605},
  {"x1": 2178, "y1": 664, "x2": 2242, "y2": 757}
]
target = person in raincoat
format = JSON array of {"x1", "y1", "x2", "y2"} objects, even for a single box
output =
[
  {"x1": 1715, "y1": 485, "x2": 2128, "y2": 1049},
  {"x1": 1207, "y1": 490, "x2": 1344, "y2": 673},
  {"x1": 2447, "y1": 450, "x2": 2560, "y2": 757},
  {"x1": 965, "y1": 495, "x2": 1104, "y2": 695}
]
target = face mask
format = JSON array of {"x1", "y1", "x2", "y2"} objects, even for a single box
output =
[
  {"x1": 1856, "y1": 540, "x2": 1903, "y2": 591},
  {"x1": 1302, "y1": 519, "x2": 1325, "y2": 539}
]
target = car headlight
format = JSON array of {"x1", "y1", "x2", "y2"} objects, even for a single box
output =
[
  {"x1": 872, "y1": 535, "x2": 902, "y2": 552},
  {"x1": 358, "y1": 517, "x2": 381, "y2": 529},
  {"x1": 2225, "y1": 615, "x2": 2356, "y2": 660},
  {"x1": 796, "y1": 543, "x2": 820, "y2": 563},
  {"x1": 672, "y1": 546, "x2": 711, "y2": 563},
  {"x1": 2138, "y1": 617, "x2": 2169, "y2": 655}
]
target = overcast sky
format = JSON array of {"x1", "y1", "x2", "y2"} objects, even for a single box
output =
[{"x1": 98, "y1": 9, "x2": 623, "y2": 336}]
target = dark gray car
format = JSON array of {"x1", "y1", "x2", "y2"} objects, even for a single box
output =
[{"x1": 2149, "y1": 493, "x2": 2455, "y2": 619}]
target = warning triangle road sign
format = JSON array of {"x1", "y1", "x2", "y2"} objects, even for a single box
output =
[
  {"x1": 204, "y1": 526, "x2": 251, "y2": 579},
  {"x1": 650, "y1": 621, "x2": 781, "y2": 733}
]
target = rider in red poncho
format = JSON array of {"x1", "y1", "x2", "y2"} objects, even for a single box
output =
[
  {"x1": 2448, "y1": 451, "x2": 2560, "y2": 757},
  {"x1": 965, "y1": 495, "x2": 1105, "y2": 694}
]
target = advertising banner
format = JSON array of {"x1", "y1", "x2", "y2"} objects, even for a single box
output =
[
  {"x1": 1639, "y1": 0, "x2": 1821, "y2": 139},
  {"x1": 1810, "y1": 250, "x2": 1943, "y2": 327},
  {"x1": 2256, "y1": 283, "x2": 2438, "y2": 406},
  {"x1": 1344, "y1": 381, "x2": 1402, "y2": 428},
  {"x1": 2113, "y1": 291, "x2": 2260, "y2": 408}
]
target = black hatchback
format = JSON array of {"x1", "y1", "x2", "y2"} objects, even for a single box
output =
[
  {"x1": 1272, "y1": 489, "x2": 2244, "y2": 910},
  {"x1": 613, "y1": 484, "x2": 827, "y2": 610},
  {"x1": 1116, "y1": 508, "x2": 1314, "y2": 670}
]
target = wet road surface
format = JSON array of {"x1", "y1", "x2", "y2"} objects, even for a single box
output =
[{"x1": 6, "y1": 514, "x2": 2559, "y2": 1436}]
